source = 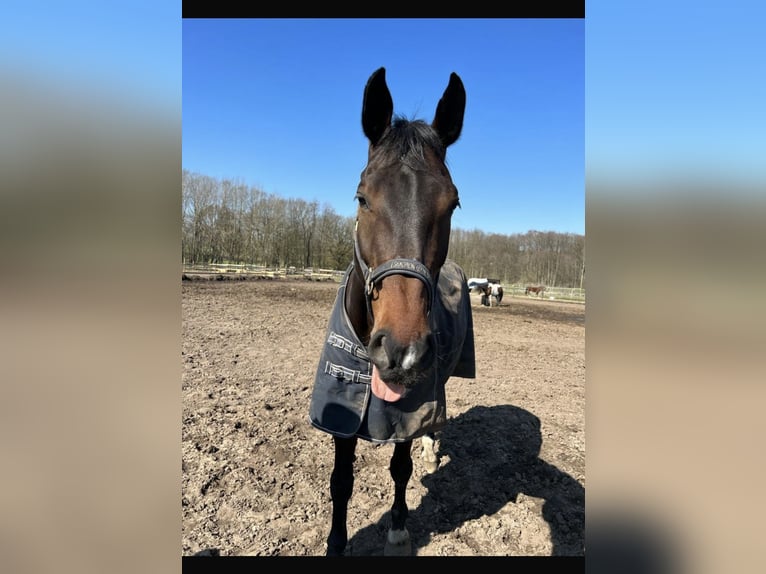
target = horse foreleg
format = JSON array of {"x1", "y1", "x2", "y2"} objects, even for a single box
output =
[
  {"x1": 384, "y1": 440, "x2": 413, "y2": 556},
  {"x1": 326, "y1": 435, "x2": 357, "y2": 556},
  {"x1": 420, "y1": 432, "x2": 439, "y2": 473}
]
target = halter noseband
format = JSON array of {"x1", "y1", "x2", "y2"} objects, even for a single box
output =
[{"x1": 353, "y1": 227, "x2": 435, "y2": 321}]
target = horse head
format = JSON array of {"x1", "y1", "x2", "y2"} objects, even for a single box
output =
[{"x1": 347, "y1": 67, "x2": 466, "y2": 402}]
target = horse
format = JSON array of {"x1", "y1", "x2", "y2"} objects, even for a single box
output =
[
  {"x1": 309, "y1": 67, "x2": 476, "y2": 556},
  {"x1": 475, "y1": 282, "x2": 503, "y2": 307},
  {"x1": 490, "y1": 283, "x2": 504, "y2": 306},
  {"x1": 525, "y1": 285, "x2": 546, "y2": 296},
  {"x1": 479, "y1": 283, "x2": 491, "y2": 307}
]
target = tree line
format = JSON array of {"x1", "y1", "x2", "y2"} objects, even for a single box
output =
[{"x1": 182, "y1": 169, "x2": 585, "y2": 288}]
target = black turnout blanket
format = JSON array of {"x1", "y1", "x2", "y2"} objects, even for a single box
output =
[{"x1": 309, "y1": 259, "x2": 476, "y2": 443}]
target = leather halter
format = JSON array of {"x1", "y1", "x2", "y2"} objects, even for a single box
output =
[{"x1": 353, "y1": 224, "x2": 435, "y2": 321}]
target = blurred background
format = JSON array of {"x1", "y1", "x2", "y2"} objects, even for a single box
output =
[
  {"x1": 586, "y1": 4, "x2": 765, "y2": 574},
  {"x1": 1, "y1": 2, "x2": 181, "y2": 574}
]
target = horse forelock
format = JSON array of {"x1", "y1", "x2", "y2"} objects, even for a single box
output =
[{"x1": 375, "y1": 117, "x2": 447, "y2": 169}]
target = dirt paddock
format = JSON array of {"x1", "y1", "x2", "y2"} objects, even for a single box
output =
[{"x1": 181, "y1": 276, "x2": 585, "y2": 556}]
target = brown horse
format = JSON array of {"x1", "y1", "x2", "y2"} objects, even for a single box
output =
[
  {"x1": 309, "y1": 68, "x2": 475, "y2": 556},
  {"x1": 525, "y1": 285, "x2": 546, "y2": 296}
]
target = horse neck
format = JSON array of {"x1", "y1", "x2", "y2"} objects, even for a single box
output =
[{"x1": 344, "y1": 264, "x2": 371, "y2": 344}]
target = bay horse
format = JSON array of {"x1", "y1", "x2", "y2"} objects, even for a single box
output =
[
  {"x1": 309, "y1": 67, "x2": 476, "y2": 556},
  {"x1": 525, "y1": 285, "x2": 546, "y2": 296}
]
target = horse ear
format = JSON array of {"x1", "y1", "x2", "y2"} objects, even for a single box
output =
[
  {"x1": 362, "y1": 67, "x2": 393, "y2": 147},
  {"x1": 432, "y1": 72, "x2": 466, "y2": 148}
]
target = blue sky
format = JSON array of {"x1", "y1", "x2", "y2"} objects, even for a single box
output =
[
  {"x1": 182, "y1": 19, "x2": 585, "y2": 236},
  {"x1": 3, "y1": 3, "x2": 763, "y2": 225},
  {"x1": 0, "y1": 1, "x2": 181, "y2": 113},
  {"x1": 586, "y1": 3, "x2": 766, "y2": 186}
]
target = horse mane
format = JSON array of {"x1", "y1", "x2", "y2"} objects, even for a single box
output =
[{"x1": 376, "y1": 116, "x2": 447, "y2": 170}]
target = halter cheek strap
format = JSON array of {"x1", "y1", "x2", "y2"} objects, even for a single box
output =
[{"x1": 353, "y1": 227, "x2": 435, "y2": 320}]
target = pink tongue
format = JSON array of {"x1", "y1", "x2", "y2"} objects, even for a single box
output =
[{"x1": 371, "y1": 365, "x2": 405, "y2": 402}]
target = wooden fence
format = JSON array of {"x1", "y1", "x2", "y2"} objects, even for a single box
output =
[
  {"x1": 182, "y1": 264, "x2": 344, "y2": 281},
  {"x1": 182, "y1": 264, "x2": 585, "y2": 302},
  {"x1": 505, "y1": 284, "x2": 585, "y2": 303}
]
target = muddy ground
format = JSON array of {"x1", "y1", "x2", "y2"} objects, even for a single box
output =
[{"x1": 181, "y1": 275, "x2": 585, "y2": 557}]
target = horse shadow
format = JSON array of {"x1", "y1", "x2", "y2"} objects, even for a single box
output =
[{"x1": 346, "y1": 404, "x2": 585, "y2": 556}]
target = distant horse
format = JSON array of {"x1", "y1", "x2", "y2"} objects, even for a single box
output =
[
  {"x1": 525, "y1": 285, "x2": 546, "y2": 296},
  {"x1": 490, "y1": 283, "x2": 504, "y2": 306},
  {"x1": 478, "y1": 282, "x2": 503, "y2": 307},
  {"x1": 479, "y1": 283, "x2": 491, "y2": 307},
  {"x1": 309, "y1": 68, "x2": 475, "y2": 556}
]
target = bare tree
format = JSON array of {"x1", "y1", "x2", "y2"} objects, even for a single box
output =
[
  {"x1": 182, "y1": 170, "x2": 218, "y2": 264},
  {"x1": 181, "y1": 170, "x2": 584, "y2": 289},
  {"x1": 316, "y1": 206, "x2": 353, "y2": 270}
]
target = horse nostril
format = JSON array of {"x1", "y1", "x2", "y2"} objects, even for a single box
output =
[
  {"x1": 368, "y1": 331, "x2": 391, "y2": 368},
  {"x1": 369, "y1": 330, "x2": 434, "y2": 374}
]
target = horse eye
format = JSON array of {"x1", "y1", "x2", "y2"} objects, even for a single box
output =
[{"x1": 355, "y1": 194, "x2": 370, "y2": 210}]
